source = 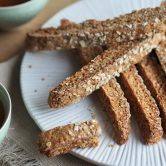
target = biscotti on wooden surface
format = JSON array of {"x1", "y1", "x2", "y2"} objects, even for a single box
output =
[
  {"x1": 137, "y1": 54, "x2": 166, "y2": 132},
  {"x1": 48, "y1": 33, "x2": 164, "y2": 108},
  {"x1": 78, "y1": 47, "x2": 131, "y2": 145},
  {"x1": 38, "y1": 120, "x2": 101, "y2": 157},
  {"x1": 118, "y1": 65, "x2": 163, "y2": 144},
  {"x1": 27, "y1": 7, "x2": 166, "y2": 51}
]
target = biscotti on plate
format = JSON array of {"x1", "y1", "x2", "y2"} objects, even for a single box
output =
[
  {"x1": 25, "y1": 6, "x2": 166, "y2": 149},
  {"x1": 137, "y1": 55, "x2": 166, "y2": 132},
  {"x1": 118, "y1": 65, "x2": 163, "y2": 144},
  {"x1": 38, "y1": 120, "x2": 101, "y2": 157}
]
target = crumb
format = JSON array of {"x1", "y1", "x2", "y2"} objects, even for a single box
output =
[
  {"x1": 108, "y1": 144, "x2": 115, "y2": 147},
  {"x1": 34, "y1": 89, "x2": 38, "y2": 93},
  {"x1": 28, "y1": 65, "x2": 32, "y2": 68},
  {"x1": 41, "y1": 77, "x2": 45, "y2": 81}
]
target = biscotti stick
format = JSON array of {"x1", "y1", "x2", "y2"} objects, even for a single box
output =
[
  {"x1": 156, "y1": 41, "x2": 166, "y2": 73},
  {"x1": 48, "y1": 33, "x2": 164, "y2": 108},
  {"x1": 99, "y1": 79, "x2": 131, "y2": 144},
  {"x1": 137, "y1": 55, "x2": 166, "y2": 132},
  {"x1": 27, "y1": 7, "x2": 166, "y2": 51},
  {"x1": 38, "y1": 120, "x2": 101, "y2": 157},
  {"x1": 78, "y1": 47, "x2": 131, "y2": 144},
  {"x1": 118, "y1": 66, "x2": 163, "y2": 144}
]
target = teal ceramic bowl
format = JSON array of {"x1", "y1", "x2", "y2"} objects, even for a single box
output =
[
  {"x1": 0, "y1": 0, "x2": 48, "y2": 29},
  {"x1": 0, "y1": 83, "x2": 11, "y2": 144}
]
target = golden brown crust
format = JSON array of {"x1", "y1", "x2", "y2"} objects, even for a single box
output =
[
  {"x1": 137, "y1": 55, "x2": 166, "y2": 132},
  {"x1": 118, "y1": 66, "x2": 163, "y2": 144},
  {"x1": 27, "y1": 7, "x2": 166, "y2": 51},
  {"x1": 38, "y1": 120, "x2": 101, "y2": 157},
  {"x1": 48, "y1": 33, "x2": 164, "y2": 108},
  {"x1": 78, "y1": 47, "x2": 131, "y2": 145}
]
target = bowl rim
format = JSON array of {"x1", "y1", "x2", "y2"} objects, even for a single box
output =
[
  {"x1": 0, "y1": 0, "x2": 47, "y2": 10},
  {"x1": 0, "y1": 83, "x2": 12, "y2": 132}
]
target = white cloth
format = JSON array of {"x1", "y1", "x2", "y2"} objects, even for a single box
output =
[{"x1": 0, "y1": 55, "x2": 94, "y2": 166}]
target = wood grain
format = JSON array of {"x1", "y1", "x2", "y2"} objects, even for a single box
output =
[{"x1": 0, "y1": 0, "x2": 76, "y2": 62}]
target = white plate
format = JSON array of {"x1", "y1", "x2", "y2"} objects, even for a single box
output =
[{"x1": 20, "y1": 0, "x2": 165, "y2": 165}]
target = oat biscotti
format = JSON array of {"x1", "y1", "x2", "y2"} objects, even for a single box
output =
[
  {"x1": 38, "y1": 120, "x2": 101, "y2": 157},
  {"x1": 137, "y1": 55, "x2": 166, "y2": 132},
  {"x1": 118, "y1": 65, "x2": 163, "y2": 144},
  {"x1": 27, "y1": 7, "x2": 166, "y2": 51},
  {"x1": 48, "y1": 33, "x2": 164, "y2": 108},
  {"x1": 78, "y1": 47, "x2": 131, "y2": 145}
]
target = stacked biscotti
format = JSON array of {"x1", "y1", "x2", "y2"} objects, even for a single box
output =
[
  {"x1": 27, "y1": 6, "x2": 166, "y2": 156},
  {"x1": 28, "y1": 7, "x2": 166, "y2": 108}
]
